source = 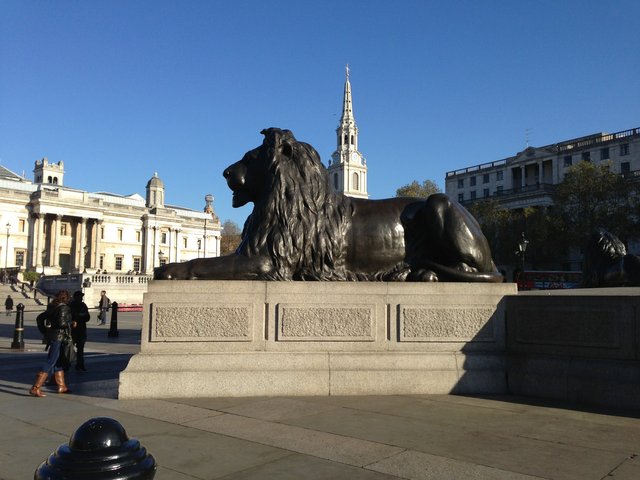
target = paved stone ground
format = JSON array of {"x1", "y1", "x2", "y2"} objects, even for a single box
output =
[{"x1": 0, "y1": 300, "x2": 639, "y2": 479}]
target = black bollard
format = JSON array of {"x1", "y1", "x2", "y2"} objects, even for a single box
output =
[
  {"x1": 11, "y1": 303, "x2": 24, "y2": 350},
  {"x1": 107, "y1": 301, "x2": 119, "y2": 338},
  {"x1": 34, "y1": 417, "x2": 156, "y2": 479}
]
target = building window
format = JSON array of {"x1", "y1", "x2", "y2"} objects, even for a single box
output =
[
  {"x1": 470, "y1": 176, "x2": 476, "y2": 187},
  {"x1": 621, "y1": 162, "x2": 630, "y2": 174},
  {"x1": 457, "y1": 179, "x2": 464, "y2": 188},
  {"x1": 61, "y1": 223, "x2": 67, "y2": 236},
  {"x1": 564, "y1": 155, "x2": 572, "y2": 167},
  {"x1": 133, "y1": 257, "x2": 141, "y2": 272},
  {"x1": 496, "y1": 186, "x2": 504, "y2": 195},
  {"x1": 333, "y1": 173, "x2": 339, "y2": 190},
  {"x1": 19, "y1": 219, "x2": 25, "y2": 232},
  {"x1": 161, "y1": 232, "x2": 167, "y2": 244},
  {"x1": 118, "y1": 229, "x2": 123, "y2": 241},
  {"x1": 582, "y1": 151, "x2": 591, "y2": 162},
  {"x1": 115, "y1": 255, "x2": 123, "y2": 271},
  {"x1": 620, "y1": 143, "x2": 630, "y2": 156},
  {"x1": 99, "y1": 255, "x2": 104, "y2": 269},
  {"x1": 100, "y1": 227, "x2": 104, "y2": 240},
  {"x1": 183, "y1": 237, "x2": 188, "y2": 248},
  {"x1": 483, "y1": 174, "x2": 490, "y2": 184},
  {"x1": 159, "y1": 258, "x2": 167, "y2": 267},
  {"x1": 352, "y1": 172, "x2": 359, "y2": 190},
  {"x1": 600, "y1": 147, "x2": 610, "y2": 160},
  {"x1": 483, "y1": 188, "x2": 490, "y2": 198},
  {"x1": 496, "y1": 170, "x2": 504, "y2": 181},
  {"x1": 136, "y1": 231, "x2": 141, "y2": 242},
  {"x1": 470, "y1": 191, "x2": 476, "y2": 200},
  {"x1": 15, "y1": 250, "x2": 24, "y2": 267},
  {"x1": 458, "y1": 193, "x2": 464, "y2": 202}
]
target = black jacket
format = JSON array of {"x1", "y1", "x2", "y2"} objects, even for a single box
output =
[
  {"x1": 69, "y1": 299, "x2": 90, "y2": 341},
  {"x1": 37, "y1": 304, "x2": 72, "y2": 343}
]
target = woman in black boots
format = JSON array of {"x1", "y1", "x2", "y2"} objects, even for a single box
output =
[{"x1": 30, "y1": 290, "x2": 73, "y2": 397}]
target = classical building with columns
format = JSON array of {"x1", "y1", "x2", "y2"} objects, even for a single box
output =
[
  {"x1": 445, "y1": 126, "x2": 640, "y2": 210},
  {"x1": 0, "y1": 158, "x2": 221, "y2": 276}
]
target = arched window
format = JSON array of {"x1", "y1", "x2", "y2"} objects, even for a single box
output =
[
  {"x1": 352, "y1": 172, "x2": 359, "y2": 190},
  {"x1": 47, "y1": 176, "x2": 52, "y2": 183},
  {"x1": 344, "y1": 134, "x2": 348, "y2": 145},
  {"x1": 333, "y1": 173, "x2": 339, "y2": 190},
  {"x1": 351, "y1": 135, "x2": 354, "y2": 145},
  {"x1": 52, "y1": 177, "x2": 58, "y2": 185}
]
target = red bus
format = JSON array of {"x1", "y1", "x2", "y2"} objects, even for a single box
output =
[{"x1": 516, "y1": 270, "x2": 582, "y2": 290}]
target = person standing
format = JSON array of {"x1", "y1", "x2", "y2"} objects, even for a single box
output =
[
  {"x1": 70, "y1": 290, "x2": 90, "y2": 371},
  {"x1": 4, "y1": 295, "x2": 13, "y2": 315},
  {"x1": 30, "y1": 290, "x2": 73, "y2": 397},
  {"x1": 98, "y1": 290, "x2": 110, "y2": 325}
]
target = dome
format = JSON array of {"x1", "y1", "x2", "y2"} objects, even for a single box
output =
[{"x1": 146, "y1": 172, "x2": 164, "y2": 189}]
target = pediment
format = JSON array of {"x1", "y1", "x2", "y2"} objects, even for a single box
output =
[{"x1": 513, "y1": 146, "x2": 557, "y2": 162}]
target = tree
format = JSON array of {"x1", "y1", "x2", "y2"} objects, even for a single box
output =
[
  {"x1": 552, "y1": 161, "x2": 639, "y2": 249},
  {"x1": 220, "y1": 220, "x2": 242, "y2": 255},
  {"x1": 396, "y1": 180, "x2": 441, "y2": 198}
]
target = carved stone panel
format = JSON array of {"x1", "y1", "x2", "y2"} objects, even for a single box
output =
[
  {"x1": 152, "y1": 304, "x2": 253, "y2": 342},
  {"x1": 276, "y1": 304, "x2": 375, "y2": 341},
  {"x1": 399, "y1": 305, "x2": 496, "y2": 342}
]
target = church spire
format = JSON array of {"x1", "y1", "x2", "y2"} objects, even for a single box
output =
[
  {"x1": 328, "y1": 66, "x2": 368, "y2": 199},
  {"x1": 340, "y1": 64, "x2": 356, "y2": 128}
]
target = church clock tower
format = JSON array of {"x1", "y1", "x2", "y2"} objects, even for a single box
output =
[{"x1": 328, "y1": 66, "x2": 368, "y2": 198}]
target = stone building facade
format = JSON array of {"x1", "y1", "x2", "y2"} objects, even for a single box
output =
[
  {"x1": 0, "y1": 158, "x2": 221, "y2": 276},
  {"x1": 445, "y1": 127, "x2": 640, "y2": 210}
]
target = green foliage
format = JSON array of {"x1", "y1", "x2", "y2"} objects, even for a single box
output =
[
  {"x1": 21, "y1": 270, "x2": 40, "y2": 283},
  {"x1": 552, "y1": 161, "x2": 640, "y2": 248},
  {"x1": 396, "y1": 180, "x2": 441, "y2": 198}
]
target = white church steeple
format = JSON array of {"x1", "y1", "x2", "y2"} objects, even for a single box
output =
[{"x1": 328, "y1": 65, "x2": 368, "y2": 199}]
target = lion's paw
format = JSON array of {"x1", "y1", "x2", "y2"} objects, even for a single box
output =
[{"x1": 407, "y1": 269, "x2": 439, "y2": 282}]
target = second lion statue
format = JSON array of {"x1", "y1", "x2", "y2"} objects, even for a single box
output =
[{"x1": 155, "y1": 128, "x2": 503, "y2": 282}]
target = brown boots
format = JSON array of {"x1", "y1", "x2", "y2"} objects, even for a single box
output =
[
  {"x1": 29, "y1": 371, "x2": 71, "y2": 397},
  {"x1": 29, "y1": 371, "x2": 48, "y2": 397},
  {"x1": 54, "y1": 370, "x2": 71, "y2": 394}
]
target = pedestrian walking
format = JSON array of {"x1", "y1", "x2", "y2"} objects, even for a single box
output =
[
  {"x1": 69, "y1": 290, "x2": 90, "y2": 371},
  {"x1": 98, "y1": 290, "x2": 110, "y2": 325},
  {"x1": 30, "y1": 290, "x2": 74, "y2": 397},
  {"x1": 4, "y1": 295, "x2": 13, "y2": 315}
]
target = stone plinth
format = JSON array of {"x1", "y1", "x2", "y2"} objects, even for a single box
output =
[
  {"x1": 119, "y1": 281, "x2": 516, "y2": 398},
  {"x1": 506, "y1": 288, "x2": 640, "y2": 410}
]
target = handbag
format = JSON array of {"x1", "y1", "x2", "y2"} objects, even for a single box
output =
[{"x1": 59, "y1": 337, "x2": 77, "y2": 370}]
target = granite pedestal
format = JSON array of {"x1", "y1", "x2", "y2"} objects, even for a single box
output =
[{"x1": 119, "y1": 281, "x2": 516, "y2": 399}]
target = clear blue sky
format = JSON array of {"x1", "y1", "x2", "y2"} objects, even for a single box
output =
[{"x1": 2, "y1": 1, "x2": 639, "y2": 227}]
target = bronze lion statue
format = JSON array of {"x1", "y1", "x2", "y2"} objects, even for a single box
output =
[
  {"x1": 154, "y1": 128, "x2": 502, "y2": 282},
  {"x1": 583, "y1": 228, "x2": 640, "y2": 287}
]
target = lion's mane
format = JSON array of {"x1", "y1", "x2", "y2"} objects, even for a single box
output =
[{"x1": 236, "y1": 130, "x2": 355, "y2": 280}]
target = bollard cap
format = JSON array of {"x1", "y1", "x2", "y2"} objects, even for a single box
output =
[{"x1": 34, "y1": 417, "x2": 156, "y2": 479}]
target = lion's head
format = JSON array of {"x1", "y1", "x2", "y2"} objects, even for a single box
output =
[{"x1": 223, "y1": 128, "x2": 351, "y2": 280}]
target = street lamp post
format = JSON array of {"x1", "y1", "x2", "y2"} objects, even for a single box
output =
[
  {"x1": 83, "y1": 244, "x2": 89, "y2": 272},
  {"x1": 41, "y1": 249, "x2": 47, "y2": 276},
  {"x1": 516, "y1": 232, "x2": 529, "y2": 283},
  {"x1": 4, "y1": 222, "x2": 10, "y2": 284}
]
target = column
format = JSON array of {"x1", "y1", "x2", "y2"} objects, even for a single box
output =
[
  {"x1": 142, "y1": 224, "x2": 151, "y2": 273},
  {"x1": 78, "y1": 218, "x2": 87, "y2": 271},
  {"x1": 168, "y1": 227, "x2": 173, "y2": 263},
  {"x1": 94, "y1": 220, "x2": 102, "y2": 269},
  {"x1": 174, "y1": 228, "x2": 181, "y2": 263},
  {"x1": 53, "y1": 215, "x2": 62, "y2": 267},
  {"x1": 36, "y1": 214, "x2": 46, "y2": 270}
]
